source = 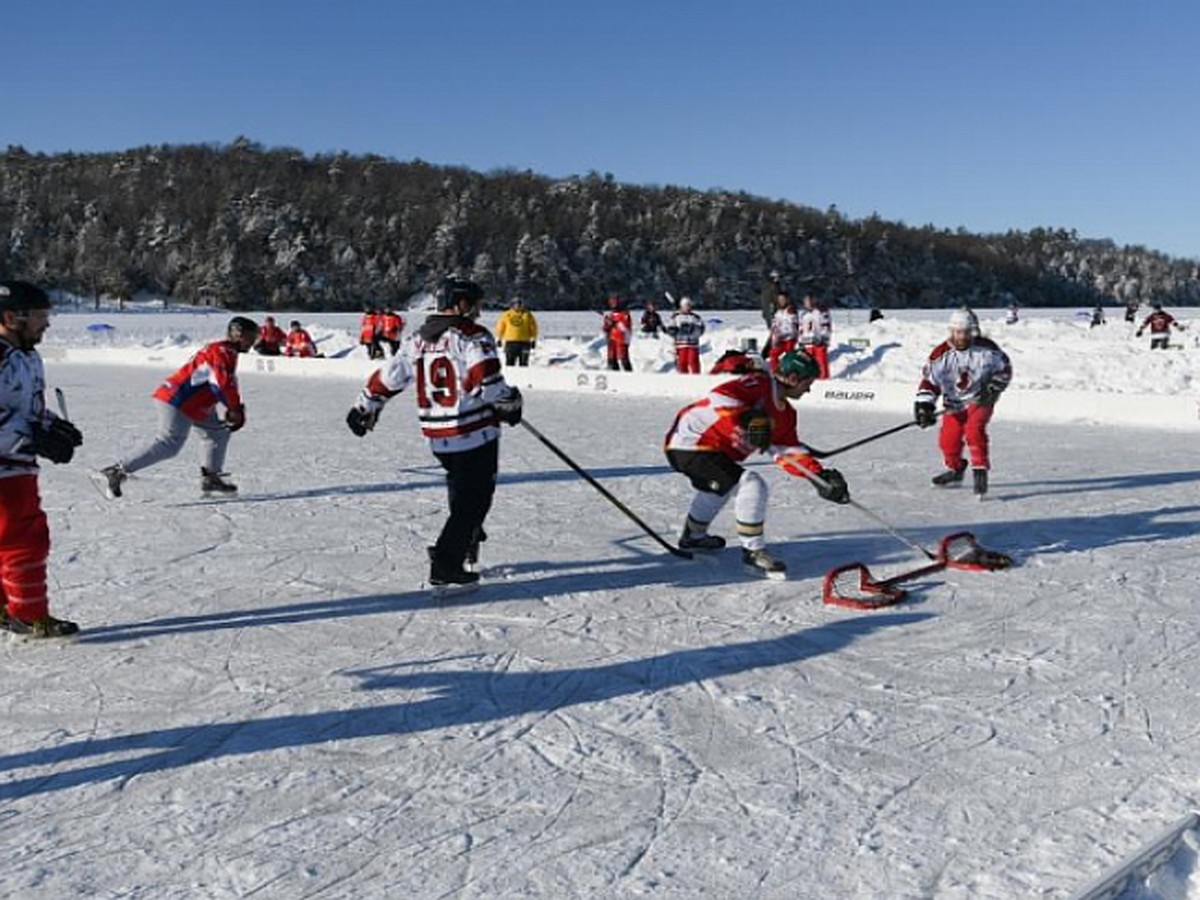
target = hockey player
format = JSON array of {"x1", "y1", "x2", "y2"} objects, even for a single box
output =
[
  {"x1": 379, "y1": 308, "x2": 405, "y2": 356},
  {"x1": 284, "y1": 320, "x2": 318, "y2": 358},
  {"x1": 666, "y1": 297, "x2": 705, "y2": 374},
  {"x1": 0, "y1": 281, "x2": 83, "y2": 638},
  {"x1": 602, "y1": 295, "x2": 633, "y2": 371},
  {"x1": 96, "y1": 316, "x2": 258, "y2": 498},
  {"x1": 914, "y1": 309, "x2": 1012, "y2": 497},
  {"x1": 345, "y1": 277, "x2": 523, "y2": 590},
  {"x1": 767, "y1": 291, "x2": 800, "y2": 371},
  {"x1": 359, "y1": 307, "x2": 383, "y2": 360},
  {"x1": 799, "y1": 292, "x2": 833, "y2": 379},
  {"x1": 1136, "y1": 302, "x2": 1186, "y2": 350},
  {"x1": 640, "y1": 302, "x2": 665, "y2": 336},
  {"x1": 255, "y1": 316, "x2": 286, "y2": 355},
  {"x1": 495, "y1": 297, "x2": 538, "y2": 367},
  {"x1": 664, "y1": 349, "x2": 850, "y2": 578}
]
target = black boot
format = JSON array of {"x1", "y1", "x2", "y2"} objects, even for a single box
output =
[
  {"x1": 931, "y1": 465, "x2": 967, "y2": 487},
  {"x1": 972, "y1": 468, "x2": 988, "y2": 498},
  {"x1": 428, "y1": 547, "x2": 480, "y2": 589},
  {"x1": 201, "y1": 467, "x2": 238, "y2": 494}
]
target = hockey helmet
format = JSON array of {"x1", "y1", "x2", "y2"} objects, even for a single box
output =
[
  {"x1": 0, "y1": 280, "x2": 51, "y2": 313},
  {"x1": 679, "y1": 296, "x2": 693, "y2": 311},
  {"x1": 948, "y1": 308, "x2": 978, "y2": 334},
  {"x1": 775, "y1": 349, "x2": 820, "y2": 381},
  {"x1": 437, "y1": 277, "x2": 485, "y2": 311}
]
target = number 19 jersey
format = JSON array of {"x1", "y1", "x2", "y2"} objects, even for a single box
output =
[{"x1": 365, "y1": 314, "x2": 511, "y2": 454}]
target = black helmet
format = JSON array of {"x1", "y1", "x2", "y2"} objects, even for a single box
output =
[
  {"x1": 227, "y1": 316, "x2": 259, "y2": 341},
  {"x1": 437, "y1": 277, "x2": 484, "y2": 311},
  {"x1": 0, "y1": 280, "x2": 51, "y2": 313}
]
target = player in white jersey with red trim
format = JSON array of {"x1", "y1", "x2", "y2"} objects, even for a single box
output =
[
  {"x1": 346, "y1": 278, "x2": 523, "y2": 589},
  {"x1": 799, "y1": 292, "x2": 833, "y2": 379},
  {"x1": 666, "y1": 297, "x2": 705, "y2": 373},
  {"x1": 914, "y1": 308, "x2": 1012, "y2": 497},
  {"x1": 664, "y1": 350, "x2": 850, "y2": 578},
  {"x1": 0, "y1": 281, "x2": 83, "y2": 638},
  {"x1": 767, "y1": 291, "x2": 800, "y2": 371}
]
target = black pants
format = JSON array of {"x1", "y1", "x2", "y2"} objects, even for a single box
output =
[
  {"x1": 433, "y1": 440, "x2": 499, "y2": 567},
  {"x1": 666, "y1": 449, "x2": 743, "y2": 496},
  {"x1": 1151, "y1": 336, "x2": 1169, "y2": 350},
  {"x1": 505, "y1": 341, "x2": 531, "y2": 367}
]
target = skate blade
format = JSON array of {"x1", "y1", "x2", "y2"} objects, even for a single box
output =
[
  {"x1": 2, "y1": 624, "x2": 80, "y2": 644},
  {"x1": 743, "y1": 564, "x2": 787, "y2": 581},
  {"x1": 430, "y1": 582, "x2": 481, "y2": 599}
]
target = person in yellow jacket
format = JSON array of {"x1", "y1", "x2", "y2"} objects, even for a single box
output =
[{"x1": 495, "y1": 298, "x2": 539, "y2": 367}]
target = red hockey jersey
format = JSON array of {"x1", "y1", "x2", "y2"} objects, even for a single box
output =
[
  {"x1": 152, "y1": 340, "x2": 243, "y2": 421},
  {"x1": 665, "y1": 373, "x2": 801, "y2": 461}
]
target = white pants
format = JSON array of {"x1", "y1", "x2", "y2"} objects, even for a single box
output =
[{"x1": 686, "y1": 470, "x2": 768, "y2": 550}]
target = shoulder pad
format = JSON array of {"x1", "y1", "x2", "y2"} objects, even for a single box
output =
[{"x1": 927, "y1": 341, "x2": 952, "y2": 361}]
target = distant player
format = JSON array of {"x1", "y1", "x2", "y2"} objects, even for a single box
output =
[
  {"x1": 799, "y1": 292, "x2": 833, "y2": 379},
  {"x1": 665, "y1": 349, "x2": 850, "y2": 578},
  {"x1": 379, "y1": 308, "x2": 405, "y2": 356},
  {"x1": 768, "y1": 291, "x2": 800, "y2": 371},
  {"x1": 359, "y1": 307, "x2": 383, "y2": 360},
  {"x1": 640, "y1": 301, "x2": 665, "y2": 337},
  {"x1": 255, "y1": 316, "x2": 286, "y2": 355},
  {"x1": 666, "y1": 297, "x2": 705, "y2": 373},
  {"x1": 495, "y1": 297, "x2": 538, "y2": 367},
  {"x1": 97, "y1": 316, "x2": 258, "y2": 498},
  {"x1": 284, "y1": 320, "x2": 318, "y2": 358},
  {"x1": 602, "y1": 295, "x2": 633, "y2": 371},
  {"x1": 346, "y1": 277, "x2": 523, "y2": 591},
  {"x1": 1136, "y1": 302, "x2": 1186, "y2": 350},
  {"x1": 914, "y1": 309, "x2": 1012, "y2": 498},
  {"x1": 0, "y1": 281, "x2": 84, "y2": 638}
]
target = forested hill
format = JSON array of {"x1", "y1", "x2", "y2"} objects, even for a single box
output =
[{"x1": 1, "y1": 140, "x2": 1196, "y2": 311}]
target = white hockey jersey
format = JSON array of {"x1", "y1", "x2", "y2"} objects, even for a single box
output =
[
  {"x1": 0, "y1": 337, "x2": 50, "y2": 480},
  {"x1": 667, "y1": 311, "x2": 705, "y2": 347},
  {"x1": 360, "y1": 314, "x2": 515, "y2": 454},
  {"x1": 915, "y1": 337, "x2": 1012, "y2": 411},
  {"x1": 770, "y1": 306, "x2": 800, "y2": 344},
  {"x1": 799, "y1": 306, "x2": 833, "y2": 346}
]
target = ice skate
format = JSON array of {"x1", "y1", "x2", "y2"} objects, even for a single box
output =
[
  {"x1": 200, "y1": 467, "x2": 238, "y2": 495},
  {"x1": 2, "y1": 612, "x2": 80, "y2": 641},
  {"x1": 742, "y1": 547, "x2": 787, "y2": 580},
  {"x1": 93, "y1": 463, "x2": 128, "y2": 499},
  {"x1": 972, "y1": 468, "x2": 988, "y2": 499},
  {"x1": 679, "y1": 527, "x2": 726, "y2": 552},
  {"x1": 428, "y1": 547, "x2": 481, "y2": 596},
  {"x1": 931, "y1": 465, "x2": 966, "y2": 487}
]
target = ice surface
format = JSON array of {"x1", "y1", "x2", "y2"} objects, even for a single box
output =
[{"x1": 2, "y1": 355, "x2": 1199, "y2": 898}]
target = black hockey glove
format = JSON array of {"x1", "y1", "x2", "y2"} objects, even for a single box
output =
[
  {"x1": 30, "y1": 418, "x2": 83, "y2": 464},
  {"x1": 346, "y1": 406, "x2": 379, "y2": 437},
  {"x1": 815, "y1": 468, "x2": 850, "y2": 504},
  {"x1": 975, "y1": 382, "x2": 1004, "y2": 408},
  {"x1": 493, "y1": 386, "x2": 523, "y2": 426},
  {"x1": 740, "y1": 409, "x2": 773, "y2": 451},
  {"x1": 224, "y1": 405, "x2": 246, "y2": 431},
  {"x1": 914, "y1": 401, "x2": 937, "y2": 429}
]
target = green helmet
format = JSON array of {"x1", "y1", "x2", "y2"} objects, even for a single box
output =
[{"x1": 775, "y1": 349, "x2": 820, "y2": 380}]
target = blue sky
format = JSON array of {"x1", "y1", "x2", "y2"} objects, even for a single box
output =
[{"x1": 4, "y1": 0, "x2": 1198, "y2": 259}]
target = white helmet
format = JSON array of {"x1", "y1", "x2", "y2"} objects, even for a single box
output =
[
  {"x1": 948, "y1": 308, "x2": 979, "y2": 335},
  {"x1": 679, "y1": 297, "x2": 693, "y2": 311}
]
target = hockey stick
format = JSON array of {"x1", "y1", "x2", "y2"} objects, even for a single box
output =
[
  {"x1": 801, "y1": 412, "x2": 942, "y2": 460},
  {"x1": 520, "y1": 420, "x2": 693, "y2": 559},
  {"x1": 778, "y1": 457, "x2": 937, "y2": 560}
]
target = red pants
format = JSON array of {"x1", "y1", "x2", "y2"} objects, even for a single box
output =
[
  {"x1": 675, "y1": 345, "x2": 700, "y2": 374},
  {"x1": 940, "y1": 405, "x2": 994, "y2": 471},
  {"x1": 768, "y1": 339, "x2": 796, "y2": 372},
  {"x1": 0, "y1": 475, "x2": 50, "y2": 623},
  {"x1": 808, "y1": 343, "x2": 830, "y2": 379}
]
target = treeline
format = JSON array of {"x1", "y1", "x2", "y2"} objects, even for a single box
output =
[{"x1": 1, "y1": 139, "x2": 1196, "y2": 310}]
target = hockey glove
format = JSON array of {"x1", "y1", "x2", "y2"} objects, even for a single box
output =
[
  {"x1": 224, "y1": 405, "x2": 246, "y2": 431},
  {"x1": 493, "y1": 386, "x2": 523, "y2": 426},
  {"x1": 740, "y1": 409, "x2": 773, "y2": 451},
  {"x1": 914, "y1": 401, "x2": 937, "y2": 429},
  {"x1": 346, "y1": 406, "x2": 379, "y2": 437},
  {"x1": 815, "y1": 468, "x2": 850, "y2": 504},
  {"x1": 975, "y1": 382, "x2": 1004, "y2": 408},
  {"x1": 30, "y1": 418, "x2": 83, "y2": 464},
  {"x1": 1135, "y1": 330, "x2": 1144, "y2": 338}
]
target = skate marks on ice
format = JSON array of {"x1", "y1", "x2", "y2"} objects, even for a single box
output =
[{"x1": 0, "y1": 613, "x2": 928, "y2": 801}]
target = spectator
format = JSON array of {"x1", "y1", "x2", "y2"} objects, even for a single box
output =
[
  {"x1": 602, "y1": 295, "x2": 633, "y2": 371},
  {"x1": 379, "y1": 307, "x2": 405, "y2": 356},
  {"x1": 495, "y1": 298, "x2": 538, "y2": 367},
  {"x1": 255, "y1": 316, "x2": 286, "y2": 355},
  {"x1": 285, "y1": 321, "x2": 318, "y2": 358},
  {"x1": 641, "y1": 301, "x2": 665, "y2": 336},
  {"x1": 360, "y1": 307, "x2": 382, "y2": 360}
]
